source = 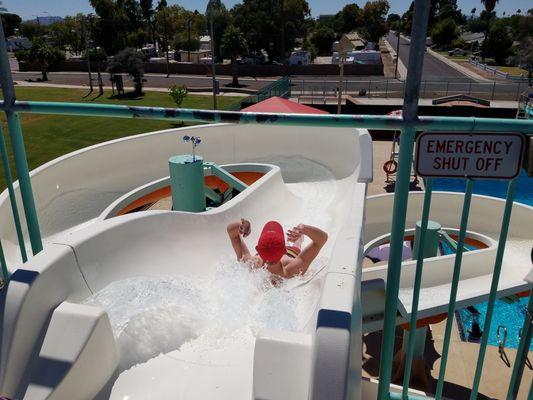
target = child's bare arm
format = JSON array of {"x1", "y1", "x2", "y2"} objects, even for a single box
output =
[
  {"x1": 283, "y1": 224, "x2": 328, "y2": 278},
  {"x1": 227, "y1": 219, "x2": 252, "y2": 260}
]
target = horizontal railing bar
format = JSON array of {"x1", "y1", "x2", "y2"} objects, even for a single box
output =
[
  {"x1": 1, "y1": 101, "x2": 533, "y2": 133},
  {"x1": 390, "y1": 392, "x2": 434, "y2": 400}
]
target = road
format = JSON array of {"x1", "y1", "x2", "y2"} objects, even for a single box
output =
[
  {"x1": 385, "y1": 32, "x2": 473, "y2": 82},
  {"x1": 11, "y1": 71, "x2": 276, "y2": 92}
]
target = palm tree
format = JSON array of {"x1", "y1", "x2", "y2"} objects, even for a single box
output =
[
  {"x1": 220, "y1": 25, "x2": 248, "y2": 87},
  {"x1": 28, "y1": 39, "x2": 53, "y2": 81},
  {"x1": 0, "y1": 1, "x2": 7, "y2": 12},
  {"x1": 480, "y1": 0, "x2": 498, "y2": 13},
  {"x1": 470, "y1": 7, "x2": 477, "y2": 19}
]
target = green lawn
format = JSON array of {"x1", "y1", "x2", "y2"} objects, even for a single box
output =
[
  {"x1": 0, "y1": 87, "x2": 244, "y2": 190},
  {"x1": 495, "y1": 66, "x2": 527, "y2": 76},
  {"x1": 436, "y1": 50, "x2": 469, "y2": 61}
]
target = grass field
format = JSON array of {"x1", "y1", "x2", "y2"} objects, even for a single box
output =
[{"x1": 0, "y1": 87, "x2": 244, "y2": 189}]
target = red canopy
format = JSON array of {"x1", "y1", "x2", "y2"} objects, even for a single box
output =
[{"x1": 242, "y1": 96, "x2": 329, "y2": 114}]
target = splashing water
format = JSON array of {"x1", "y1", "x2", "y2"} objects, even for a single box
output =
[{"x1": 83, "y1": 258, "x2": 325, "y2": 372}]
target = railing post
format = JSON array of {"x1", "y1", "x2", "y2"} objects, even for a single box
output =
[
  {"x1": 506, "y1": 287, "x2": 532, "y2": 400},
  {"x1": 376, "y1": 0, "x2": 430, "y2": 399},
  {"x1": 435, "y1": 179, "x2": 475, "y2": 400},
  {"x1": 385, "y1": 79, "x2": 389, "y2": 98},
  {"x1": 402, "y1": 179, "x2": 433, "y2": 398},
  {"x1": 0, "y1": 18, "x2": 43, "y2": 255},
  {"x1": 469, "y1": 179, "x2": 518, "y2": 399},
  {"x1": 0, "y1": 124, "x2": 28, "y2": 263},
  {"x1": 515, "y1": 82, "x2": 521, "y2": 101},
  {"x1": 491, "y1": 81, "x2": 496, "y2": 100}
]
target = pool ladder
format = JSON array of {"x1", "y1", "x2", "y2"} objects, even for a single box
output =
[{"x1": 497, "y1": 325, "x2": 508, "y2": 354}]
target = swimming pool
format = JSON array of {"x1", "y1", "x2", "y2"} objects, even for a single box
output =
[{"x1": 432, "y1": 171, "x2": 533, "y2": 350}]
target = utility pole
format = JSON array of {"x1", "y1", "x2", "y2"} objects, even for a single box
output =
[
  {"x1": 210, "y1": 13, "x2": 218, "y2": 110},
  {"x1": 337, "y1": 49, "x2": 345, "y2": 114},
  {"x1": 82, "y1": 17, "x2": 93, "y2": 93},
  {"x1": 395, "y1": 30, "x2": 400, "y2": 79},
  {"x1": 187, "y1": 19, "x2": 192, "y2": 62}
]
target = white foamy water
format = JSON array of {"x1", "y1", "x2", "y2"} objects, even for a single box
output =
[{"x1": 84, "y1": 257, "x2": 325, "y2": 372}]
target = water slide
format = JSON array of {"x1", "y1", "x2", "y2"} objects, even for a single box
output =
[
  {"x1": 0, "y1": 123, "x2": 372, "y2": 399},
  {"x1": 362, "y1": 192, "x2": 532, "y2": 332}
]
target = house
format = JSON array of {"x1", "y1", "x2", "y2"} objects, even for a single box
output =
[
  {"x1": 338, "y1": 32, "x2": 367, "y2": 52},
  {"x1": 461, "y1": 31, "x2": 485, "y2": 45},
  {"x1": 199, "y1": 36, "x2": 211, "y2": 51},
  {"x1": 176, "y1": 49, "x2": 211, "y2": 63}
]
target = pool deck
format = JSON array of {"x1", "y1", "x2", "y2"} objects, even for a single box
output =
[
  {"x1": 363, "y1": 317, "x2": 532, "y2": 399},
  {"x1": 368, "y1": 139, "x2": 424, "y2": 196}
]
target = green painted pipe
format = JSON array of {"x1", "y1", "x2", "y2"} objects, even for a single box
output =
[{"x1": 169, "y1": 155, "x2": 206, "y2": 212}]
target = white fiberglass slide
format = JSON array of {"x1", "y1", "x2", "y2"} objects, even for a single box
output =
[
  {"x1": 0, "y1": 123, "x2": 371, "y2": 400},
  {"x1": 363, "y1": 192, "x2": 532, "y2": 327}
]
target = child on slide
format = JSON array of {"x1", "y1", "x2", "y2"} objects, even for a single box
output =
[{"x1": 226, "y1": 219, "x2": 328, "y2": 279}]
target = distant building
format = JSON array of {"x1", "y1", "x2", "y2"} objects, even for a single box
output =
[
  {"x1": 461, "y1": 31, "x2": 485, "y2": 46},
  {"x1": 338, "y1": 32, "x2": 367, "y2": 52},
  {"x1": 199, "y1": 36, "x2": 211, "y2": 51},
  {"x1": 6, "y1": 36, "x2": 31, "y2": 51},
  {"x1": 176, "y1": 50, "x2": 211, "y2": 63}
]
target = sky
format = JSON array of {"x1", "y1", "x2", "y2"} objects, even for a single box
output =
[{"x1": 2, "y1": 0, "x2": 531, "y2": 21}]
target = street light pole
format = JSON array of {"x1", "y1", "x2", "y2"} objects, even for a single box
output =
[
  {"x1": 209, "y1": 13, "x2": 218, "y2": 110},
  {"x1": 395, "y1": 31, "x2": 400, "y2": 79},
  {"x1": 187, "y1": 19, "x2": 192, "y2": 63},
  {"x1": 82, "y1": 17, "x2": 93, "y2": 93}
]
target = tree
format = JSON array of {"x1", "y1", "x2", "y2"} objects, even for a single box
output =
[
  {"x1": 310, "y1": 25, "x2": 335, "y2": 55},
  {"x1": 108, "y1": 47, "x2": 145, "y2": 94},
  {"x1": 480, "y1": 0, "x2": 498, "y2": 13},
  {"x1": 335, "y1": 3, "x2": 363, "y2": 34},
  {"x1": 90, "y1": 0, "x2": 130, "y2": 54},
  {"x1": 232, "y1": 0, "x2": 310, "y2": 63},
  {"x1": 470, "y1": 7, "x2": 477, "y2": 18},
  {"x1": 387, "y1": 13, "x2": 401, "y2": 31},
  {"x1": 1, "y1": 13, "x2": 21, "y2": 36},
  {"x1": 206, "y1": 0, "x2": 230, "y2": 61},
  {"x1": 220, "y1": 25, "x2": 248, "y2": 86},
  {"x1": 140, "y1": 0, "x2": 156, "y2": 48},
  {"x1": 26, "y1": 39, "x2": 65, "y2": 81},
  {"x1": 483, "y1": 20, "x2": 513, "y2": 64},
  {"x1": 360, "y1": 1, "x2": 390, "y2": 43},
  {"x1": 174, "y1": 35, "x2": 200, "y2": 52},
  {"x1": 431, "y1": 18, "x2": 459, "y2": 49},
  {"x1": 518, "y1": 39, "x2": 532, "y2": 86},
  {"x1": 0, "y1": 1, "x2": 6, "y2": 12}
]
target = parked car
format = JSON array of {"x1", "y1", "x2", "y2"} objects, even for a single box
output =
[
  {"x1": 287, "y1": 50, "x2": 310, "y2": 65},
  {"x1": 448, "y1": 48, "x2": 467, "y2": 56}
]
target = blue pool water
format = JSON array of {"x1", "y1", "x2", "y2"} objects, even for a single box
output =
[
  {"x1": 456, "y1": 298, "x2": 532, "y2": 350},
  {"x1": 432, "y1": 171, "x2": 533, "y2": 350}
]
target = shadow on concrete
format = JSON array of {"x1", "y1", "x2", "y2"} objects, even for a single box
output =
[{"x1": 362, "y1": 328, "x2": 492, "y2": 400}]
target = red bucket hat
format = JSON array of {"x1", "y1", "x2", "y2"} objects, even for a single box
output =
[{"x1": 256, "y1": 221, "x2": 286, "y2": 263}]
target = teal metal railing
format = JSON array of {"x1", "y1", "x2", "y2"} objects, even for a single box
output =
[{"x1": 1, "y1": 5, "x2": 532, "y2": 400}]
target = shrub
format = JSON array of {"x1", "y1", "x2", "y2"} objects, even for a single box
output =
[{"x1": 169, "y1": 84, "x2": 188, "y2": 107}]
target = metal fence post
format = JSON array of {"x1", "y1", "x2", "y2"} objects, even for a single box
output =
[
  {"x1": 515, "y1": 82, "x2": 521, "y2": 101},
  {"x1": 491, "y1": 81, "x2": 496, "y2": 100},
  {"x1": 445, "y1": 81, "x2": 449, "y2": 96},
  {"x1": 376, "y1": 0, "x2": 431, "y2": 398},
  {"x1": 469, "y1": 179, "x2": 517, "y2": 399},
  {"x1": 385, "y1": 79, "x2": 389, "y2": 98},
  {"x1": 0, "y1": 18, "x2": 43, "y2": 255}
]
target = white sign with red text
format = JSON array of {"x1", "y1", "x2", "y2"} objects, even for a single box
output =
[{"x1": 415, "y1": 132, "x2": 524, "y2": 179}]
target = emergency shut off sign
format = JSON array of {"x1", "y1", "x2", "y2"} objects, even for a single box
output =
[{"x1": 415, "y1": 132, "x2": 525, "y2": 179}]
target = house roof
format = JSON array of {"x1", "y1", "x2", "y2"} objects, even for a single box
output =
[{"x1": 242, "y1": 97, "x2": 329, "y2": 114}]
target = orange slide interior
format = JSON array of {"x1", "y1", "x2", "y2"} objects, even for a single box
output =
[{"x1": 117, "y1": 171, "x2": 265, "y2": 216}]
